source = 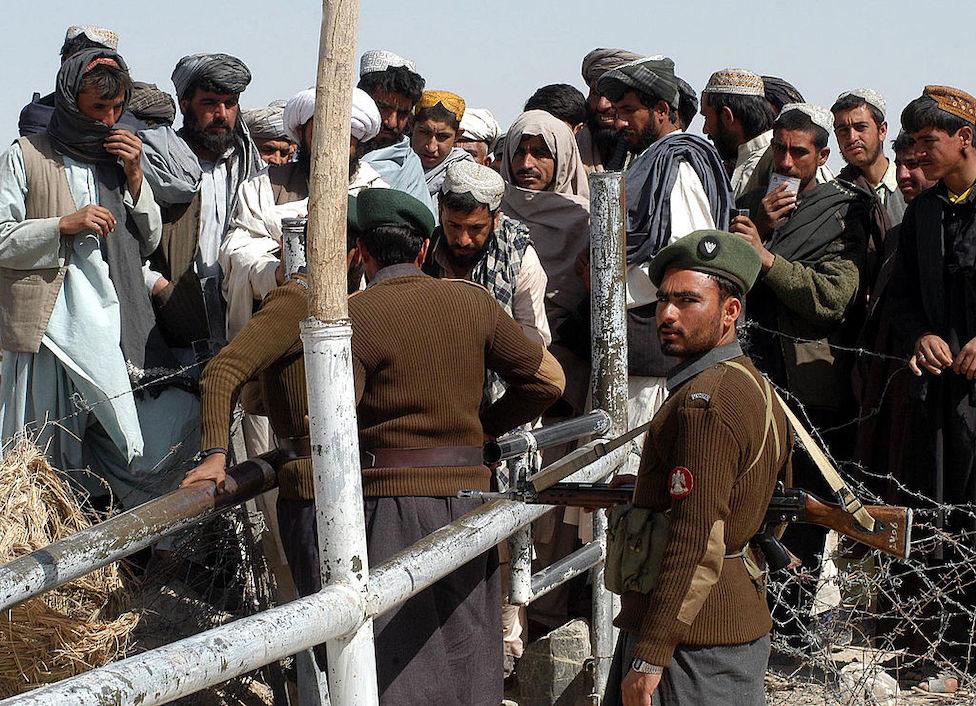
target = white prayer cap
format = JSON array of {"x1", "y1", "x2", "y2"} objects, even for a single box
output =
[
  {"x1": 351, "y1": 88, "x2": 381, "y2": 143},
  {"x1": 702, "y1": 68, "x2": 764, "y2": 97},
  {"x1": 835, "y1": 88, "x2": 886, "y2": 117},
  {"x1": 360, "y1": 49, "x2": 418, "y2": 76},
  {"x1": 778, "y1": 102, "x2": 834, "y2": 135},
  {"x1": 64, "y1": 25, "x2": 118, "y2": 50},
  {"x1": 442, "y1": 161, "x2": 505, "y2": 211},
  {"x1": 283, "y1": 89, "x2": 316, "y2": 144},
  {"x1": 459, "y1": 108, "x2": 501, "y2": 146}
]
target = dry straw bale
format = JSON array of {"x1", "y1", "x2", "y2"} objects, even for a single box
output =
[{"x1": 0, "y1": 439, "x2": 138, "y2": 696}]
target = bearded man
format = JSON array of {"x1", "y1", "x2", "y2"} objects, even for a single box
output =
[
  {"x1": 577, "y1": 47, "x2": 642, "y2": 174},
  {"x1": 0, "y1": 49, "x2": 198, "y2": 509},
  {"x1": 139, "y1": 52, "x2": 263, "y2": 359}
]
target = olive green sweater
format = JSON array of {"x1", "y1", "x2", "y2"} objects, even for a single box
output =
[
  {"x1": 200, "y1": 266, "x2": 565, "y2": 499},
  {"x1": 614, "y1": 355, "x2": 792, "y2": 667}
]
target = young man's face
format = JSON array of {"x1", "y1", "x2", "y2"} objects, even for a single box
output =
[
  {"x1": 894, "y1": 146, "x2": 937, "y2": 202},
  {"x1": 439, "y1": 204, "x2": 496, "y2": 266},
  {"x1": 77, "y1": 87, "x2": 125, "y2": 127},
  {"x1": 411, "y1": 118, "x2": 458, "y2": 170},
  {"x1": 511, "y1": 134, "x2": 556, "y2": 191},
  {"x1": 910, "y1": 126, "x2": 970, "y2": 182},
  {"x1": 656, "y1": 269, "x2": 737, "y2": 359},
  {"x1": 369, "y1": 87, "x2": 413, "y2": 148},
  {"x1": 255, "y1": 137, "x2": 296, "y2": 165},
  {"x1": 771, "y1": 128, "x2": 830, "y2": 190},
  {"x1": 833, "y1": 104, "x2": 886, "y2": 171}
]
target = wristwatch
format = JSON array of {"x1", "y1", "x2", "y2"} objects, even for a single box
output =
[
  {"x1": 192, "y1": 447, "x2": 228, "y2": 465},
  {"x1": 631, "y1": 658, "x2": 663, "y2": 675}
]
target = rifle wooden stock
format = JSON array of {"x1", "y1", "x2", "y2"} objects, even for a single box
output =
[{"x1": 533, "y1": 484, "x2": 913, "y2": 560}]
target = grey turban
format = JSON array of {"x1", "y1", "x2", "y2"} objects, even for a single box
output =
[
  {"x1": 243, "y1": 102, "x2": 288, "y2": 140},
  {"x1": 129, "y1": 82, "x2": 176, "y2": 126},
  {"x1": 597, "y1": 56, "x2": 679, "y2": 107},
  {"x1": 171, "y1": 52, "x2": 251, "y2": 99},
  {"x1": 581, "y1": 48, "x2": 644, "y2": 85}
]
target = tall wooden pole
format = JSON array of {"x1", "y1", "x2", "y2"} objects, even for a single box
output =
[{"x1": 301, "y1": 1, "x2": 379, "y2": 704}]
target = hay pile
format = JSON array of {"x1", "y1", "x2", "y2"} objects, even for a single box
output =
[{"x1": 0, "y1": 440, "x2": 139, "y2": 697}]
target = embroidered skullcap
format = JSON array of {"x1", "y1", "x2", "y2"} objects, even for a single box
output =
[
  {"x1": 836, "y1": 88, "x2": 886, "y2": 117},
  {"x1": 351, "y1": 87, "x2": 381, "y2": 143},
  {"x1": 596, "y1": 55, "x2": 679, "y2": 108},
  {"x1": 581, "y1": 48, "x2": 644, "y2": 85},
  {"x1": 778, "y1": 102, "x2": 834, "y2": 134},
  {"x1": 924, "y1": 85, "x2": 976, "y2": 125},
  {"x1": 65, "y1": 25, "x2": 118, "y2": 50},
  {"x1": 416, "y1": 90, "x2": 465, "y2": 122},
  {"x1": 243, "y1": 102, "x2": 288, "y2": 140},
  {"x1": 442, "y1": 161, "x2": 505, "y2": 210},
  {"x1": 128, "y1": 82, "x2": 176, "y2": 126},
  {"x1": 360, "y1": 49, "x2": 418, "y2": 76},
  {"x1": 702, "y1": 68, "x2": 764, "y2": 97},
  {"x1": 762, "y1": 76, "x2": 804, "y2": 112},
  {"x1": 171, "y1": 52, "x2": 251, "y2": 99},
  {"x1": 459, "y1": 108, "x2": 501, "y2": 147}
]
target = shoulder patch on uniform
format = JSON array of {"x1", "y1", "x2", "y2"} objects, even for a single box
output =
[
  {"x1": 689, "y1": 391, "x2": 711, "y2": 403},
  {"x1": 680, "y1": 365, "x2": 728, "y2": 408},
  {"x1": 669, "y1": 466, "x2": 694, "y2": 499}
]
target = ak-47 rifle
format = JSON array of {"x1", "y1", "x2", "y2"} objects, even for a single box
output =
[{"x1": 459, "y1": 482, "x2": 913, "y2": 568}]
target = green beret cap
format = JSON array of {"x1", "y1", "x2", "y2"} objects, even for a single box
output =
[
  {"x1": 648, "y1": 230, "x2": 762, "y2": 292},
  {"x1": 356, "y1": 188, "x2": 435, "y2": 239}
]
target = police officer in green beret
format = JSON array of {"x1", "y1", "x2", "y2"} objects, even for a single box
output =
[
  {"x1": 182, "y1": 188, "x2": 566, "y2": 705},
  {"x1": 604, "y1": 230, "x2": 793, "y2": 706}
]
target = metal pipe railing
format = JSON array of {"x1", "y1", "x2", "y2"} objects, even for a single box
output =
[
  {"x1": 530, "y1": 540, "x2": 604, "y2": 602},
  {"x1": 0, "y1": 449, "x2": 289, "y2": 613},
  {"x1": 0, "y1": 447, "x2": 627, "y2": 706},
  {"x1": 484, "y1": 409, "x2": 611, "y2": 464}
]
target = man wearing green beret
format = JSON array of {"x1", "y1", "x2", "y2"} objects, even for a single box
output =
[
  {"x1": 604, "y1": 230, "x2": 792, "y2": 706},
  {"x1": 182, "y1": 188, "x2": 566, "y2": 704}
]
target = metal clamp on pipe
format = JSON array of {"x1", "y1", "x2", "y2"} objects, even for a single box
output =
[{"x1": 483, "y1": 409, "x2": 612, "y2": 464}]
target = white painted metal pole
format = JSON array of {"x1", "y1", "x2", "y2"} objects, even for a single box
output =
[
  {"x1": 0, "y1": 449, "x2": 627, "y2": 706},
  {"x1": 588, "y1": 171, "x2": 629, "y2": 702},
  {"x1": 301, "y1": 0, "x2": 373, "y2": 703}
]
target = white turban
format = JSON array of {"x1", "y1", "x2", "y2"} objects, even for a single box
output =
[
  {"x1": 351, "y1": 87, "x2": 381, "y2": 143},
  {"x1": 459, "y1": 108, "x2": 501, "y2": 149},
  {"x1": 284, "y1": 87, "x2": 381, "y2": 146},
  {"x1": 283, "y1": 88, "x2": 315, "y2": 144},
  {"x1": 779, "y1": 102, "x2": 834, "y2": 135}
]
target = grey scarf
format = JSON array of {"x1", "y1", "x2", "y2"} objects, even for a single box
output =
[{"x1": 625, "y1": 132, "x2": 733, "y2": 265}]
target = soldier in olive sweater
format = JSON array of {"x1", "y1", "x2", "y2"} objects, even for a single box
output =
[
  {"x1": 605, "y1": 231, "x2": 792, "y2": 706},
  {"x1": 182, "y1": 189, "x2": 564, "y2": 705}
]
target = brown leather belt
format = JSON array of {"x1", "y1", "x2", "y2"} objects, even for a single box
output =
[
  {"x1": 279, "y1": 435, "x2": 311, "y2": 457},
  {"x1": 277, "y1": 440, "x2": 485, "y2": 469},
  {"x1": 361, "y1": 446, "x2": 484, "y2": 469}
]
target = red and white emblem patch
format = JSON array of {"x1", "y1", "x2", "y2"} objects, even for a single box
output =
[{"x1": 669, "y1": 466, "x2": 694, "y2": 499}]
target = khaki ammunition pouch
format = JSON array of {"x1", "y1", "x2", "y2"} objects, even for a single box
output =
[{"x1": 604, "y1": 505, "x2": 670, "y2": 595}]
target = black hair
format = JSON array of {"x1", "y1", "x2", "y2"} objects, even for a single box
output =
[
  {"x1": 892, "y1": 131, "x2": 916, "y2": 153},
  {"x1": 774, "y1": 109, "x2": 829, "y2": 149},
  {"x1": 524, "y1": 84, "x2": 586, "y2": 127},
  {"x1": 633, "y1": 88, "x2": 677, "y2": 125},
  {"x1": 440, "y1": 189, "x2": 496, "y2": 215},
  {"x1": 60, "y1": 35, "x2": 104, "y2": 61},
  {"x1": 676, "y1": 77, "x2": 698, "y2": 130},
  {"x1": 703, "y1": 92, "x2": 775, "y2": 141},
  {"x1": 358, "y1": 66, "x2": 425, "y2": 105},
  {"x1": 414, "y1": 102, "x2": 460, "y2": 131},
  {"x1": 707, "y1": 272, "x2": 744, "y2": 302},
  {"x1": 359, "y1": 224, "x2": 425, "y2": 268},
  {"x1": 830, "y1": 94, "x2": 884, "y2": 127},
  {"x1": 901, "y1": 95, "x2": 974, "y2": 135},
  {"x1": 79, "y1": 64, "x2": 132, "y2": 101},
  {"x1": 186, "y1": 78, "x2": 242, "y2": 99}
]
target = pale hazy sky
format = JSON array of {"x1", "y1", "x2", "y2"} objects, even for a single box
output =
[{"x1": 4, "y1": 0, "x2": 972, "y2": 170}]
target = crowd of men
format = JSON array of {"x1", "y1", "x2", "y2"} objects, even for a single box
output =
[{"x1": 2, "y1": 23, "x2": 976, "y2": 706}]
